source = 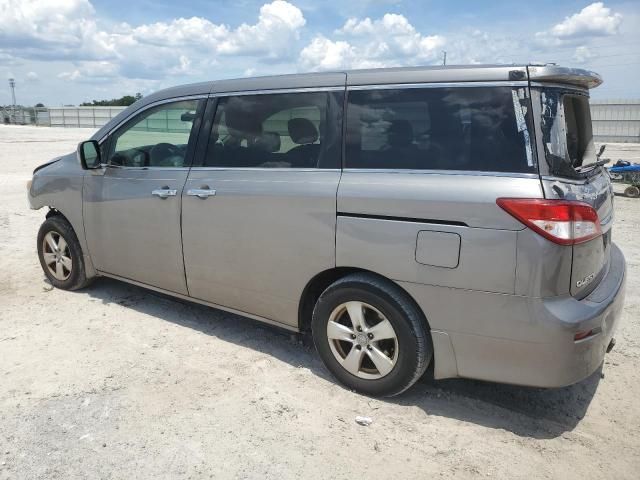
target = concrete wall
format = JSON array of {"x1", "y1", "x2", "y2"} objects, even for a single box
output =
[
  {"x1": 47, "y1": 106, "x2": 127, "y2": 128},
  {"x1": 591, "y1": 99, "x2": 640, "y2": 143},
  {"x1": 8, "y1": 100, "x2": 640, "y2": 145}
]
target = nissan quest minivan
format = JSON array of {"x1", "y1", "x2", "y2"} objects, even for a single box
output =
[{"x1": 28, "y1": 64, "x2": 626, "y2": 396}]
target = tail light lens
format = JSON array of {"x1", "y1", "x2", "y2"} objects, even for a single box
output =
[{"x1": 496, "y1": 198, "x2": 601, "y2": 245}]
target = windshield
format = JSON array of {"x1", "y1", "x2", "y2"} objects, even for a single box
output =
[{"x1": 540, "y1": 89, "x2": 597, "y2": 178}]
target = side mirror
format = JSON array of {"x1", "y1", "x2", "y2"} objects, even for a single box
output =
[{"x1": 78, "y1": 140, "x2": 102, "y2": 169}]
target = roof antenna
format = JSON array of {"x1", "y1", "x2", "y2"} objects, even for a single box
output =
[{"x1": 442, "y1": 51, "x2": 447, "y2": 66}]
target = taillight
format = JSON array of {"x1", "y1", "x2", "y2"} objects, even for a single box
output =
[{"x1": 496, "y1": 198, "x2": 602, "y2": 246}]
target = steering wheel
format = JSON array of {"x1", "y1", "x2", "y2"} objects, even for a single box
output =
[{"x1": 149, "y1": 143, "x2": 181, "y2": 167}]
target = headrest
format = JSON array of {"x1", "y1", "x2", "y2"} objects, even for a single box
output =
[
  {"x1": 224, "y1": 105, "x2": 262, "y2": 137},
  {"x1": 252, "y1": 131, "x2": 281, "y2": 153},
  {"x1": 288, "y1": 118, "x2": 318, "y2": 145},
  {"x1": 387, "y1": 120, "x2": 413, "y2": 147}
]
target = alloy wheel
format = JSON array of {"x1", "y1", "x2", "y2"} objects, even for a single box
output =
[
  {"x1": 42, "y1": 231, "x2": 72, "y2": 281},
  {"x1": 326, "y1": 301, "x2": 399, "y2": 379}
]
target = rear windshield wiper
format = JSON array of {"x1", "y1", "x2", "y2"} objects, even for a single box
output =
[
  {"x1": 574, "y1": 144, "x2": 609, "y2": 174},
  {"x1": 575, "y1": 158, "x2": 610, "y2": 173}
]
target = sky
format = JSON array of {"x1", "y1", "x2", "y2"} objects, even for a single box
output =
[{"x1": 0, "y1": 0, "x2": 638, "y2": 106}]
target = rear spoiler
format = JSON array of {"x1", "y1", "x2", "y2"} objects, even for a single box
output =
[{"x1": 527, "y1": 65, "x2": 602, "y2": 89}]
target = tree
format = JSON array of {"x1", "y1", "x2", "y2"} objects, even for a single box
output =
[
  {"x1": 35, "y1": 103, "x2": 45, "y2": 108},
  {"x1": 80, "y1": 93, "x2": 143, "y2": 107}
]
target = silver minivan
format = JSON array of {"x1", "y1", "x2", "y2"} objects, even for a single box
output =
[{"x1": 28, "y1": 64, "x2": 626, "y2": 396}]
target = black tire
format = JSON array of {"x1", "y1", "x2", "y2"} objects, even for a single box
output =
[
  {"x1": 311, "y1": 273, "x2": 432, "y2": 397},
  {"x1": 37, "y1": 215, "x2": 91, "y2": 291},
  {"x1": 624, "y1": 185, "x2": 640, "y2": 198}
]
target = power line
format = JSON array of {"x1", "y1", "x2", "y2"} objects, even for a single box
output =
[
  {"x1": 542, "y1": 52, "x2": 640, "y2": 63},
  {"x1": 587, "y1": 61, "x2": 640, "y2": 68},
  {"x1": 527, "y1": 40, "x2": 640, "y2": 55}
]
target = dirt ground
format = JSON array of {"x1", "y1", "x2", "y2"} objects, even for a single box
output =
[{"x1": 1, "y1": 125, "x2": 639, "y2": 480}]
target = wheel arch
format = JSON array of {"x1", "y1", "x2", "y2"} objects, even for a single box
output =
[
  {"x1": 298, "y1": 267, "x2": 432, "y2": 335},
  {"x1": 41, "y1": 206, "x2": 97, "y2": 278}
]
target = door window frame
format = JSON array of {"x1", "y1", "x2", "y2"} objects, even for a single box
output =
[
  {"x1": 191, "y1": 87, "x2": 345, "y2": 171},
  {"x1": 98, "y1": 96, "x2": 207, "y2": 170}
]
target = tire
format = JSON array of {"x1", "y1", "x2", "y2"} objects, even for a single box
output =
[
  {"x1": 37, "y1": 215, "x2": 91, "y2": 291},
  {"x1": 311, "y1": 273, "x2": 432, "y2": 397},
  {"x1": 624, "y1": 185, "x2": 640, "y2": 198}
]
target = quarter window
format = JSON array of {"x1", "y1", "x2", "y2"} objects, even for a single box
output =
[
  {"x1": 204, "y1": 92, "x2": 328, "y2": 168},
  {"x1": 345, "y1": 87, "x2": 535, "y2": 173},
  {"x1": 108, "y1": 100, "x2": 200, "y2": 168}
]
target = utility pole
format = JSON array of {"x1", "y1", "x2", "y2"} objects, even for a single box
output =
[
  {"x1": 8, "y1": 78, "x2": 16, "y2": 123},
  {"x1": 442, "y1": 51, "x2": 447, "y2": 66}
]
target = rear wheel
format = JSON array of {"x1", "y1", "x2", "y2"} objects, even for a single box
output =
[
  {"x1": 37, "y1": 216, "x2": 91, "y2": 290},
  {"x1": 624, "y1": 185, "x2": 640, "y2": 198},
  {"x1": 312, "y1": 273, "x2": 432, "y2": 397}
]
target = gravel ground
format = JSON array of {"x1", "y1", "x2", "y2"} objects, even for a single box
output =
[{"x1": 1, "y1": 125, "x2": 639, "y2": 480}]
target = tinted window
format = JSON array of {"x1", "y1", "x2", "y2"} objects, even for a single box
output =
[
  {"x1": 345, "y1": 87, "x2": 534, "y2": 173},
  {"x1": 205, "y1": 92, "x2": 328, "y2": 168},
  {"x1": 108, "y1": 100, "x2": 200, "y2": 168}
]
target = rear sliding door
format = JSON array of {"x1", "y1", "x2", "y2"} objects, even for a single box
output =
[
  {"x1": 336, "y1": 84, "x2": 542, "y2": 294},
  {"x1": 181, "y1": 90, "x2": 344, "y2": 328}
]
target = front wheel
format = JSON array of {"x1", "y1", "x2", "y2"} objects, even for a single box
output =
[
  {"x1": 311, "y1": 273, "x2": 432, "y2": 397},
  {"x1": 37, "y1": 215, "x2": 91, "y2": 290}
]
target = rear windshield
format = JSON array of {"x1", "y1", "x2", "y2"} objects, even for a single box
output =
[
  {"x1": 345, "y1": 86, "x2": 535, "y2": 173},
  {"x1": 540, "y1": 89, "x2": 597, "y2": 178}
]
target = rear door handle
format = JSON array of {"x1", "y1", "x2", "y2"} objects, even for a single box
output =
[
  {"x1": 152, "y1": 188, "x2": 177, "y2": 199},
  {"x1": 186, "y1": 188, "x2": 216, "y2": 199}
]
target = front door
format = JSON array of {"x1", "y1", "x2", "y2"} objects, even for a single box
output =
[
  {"x1": 181, "y1": 91, "x2": 343, "y2": 327},
  {"x1": 83, "y1": 99, "x2": 204, "y2": 294}
]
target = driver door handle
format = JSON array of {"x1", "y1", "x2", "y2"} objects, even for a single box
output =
[
  {"x1": 186, "y1": 188, "x2": 216, "y2": 199},
  {"x1": 152, "y1": 188, "x2": 177, "y2": 199}
]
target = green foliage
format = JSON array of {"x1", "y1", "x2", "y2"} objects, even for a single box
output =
[{"x1": 80, "y1": 93, "x2": 143, "y2": 107}]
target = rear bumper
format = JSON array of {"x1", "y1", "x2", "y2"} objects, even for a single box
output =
[{"x1": 401, "y1": 243, "x2": 627, "y2": 387}]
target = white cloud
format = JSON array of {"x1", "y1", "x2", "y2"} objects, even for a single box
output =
[
  {"x1": 550, "y1": 2, "x2": 622, "y2": 38},
  {"x1": 0, "y1": 0, "x2": 305, "y2": 82},
  {"x1": 300, "y1": 13, "x2": 445, "y2": 71},
  {"x1": 1, "y1": 0, "x2": 636, "y2": 105},
  {"x1": 299, "y1": 36, "x2": 358, "y2": 70},
  {"x1": 128, "y1": 0, "x2": 304, "y2": 58},
  {"x1": 573, "y1": 46, "x2": 595, "y2": 63},
  {"x1": 0, "y1": 0, "x2": 95, "y2": 44},
  {"x1": 535, "y1": 2, "x2": 622, "y2": 47}
]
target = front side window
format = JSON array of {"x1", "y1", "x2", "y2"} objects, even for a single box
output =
[
  {"x1": 204, "y1": 92, "x2": 328, "y2": 168},
  {"x1": 108, "y1": 100, "x2": 200, "y2": 168},
  {"x1": 345, "y1": 87, "x2": 535, "y2": 173}
]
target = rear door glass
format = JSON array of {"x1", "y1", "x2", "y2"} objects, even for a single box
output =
[
  {"x1": 345, "y1": 87, "x2": 535, "y2": 173},
  {"x1": 204, "y1": 92, "x2": 328, "y2": 169}
]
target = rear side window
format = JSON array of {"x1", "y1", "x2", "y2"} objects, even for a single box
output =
[
  {"x1": 345, "y1": 87, "x2": 535, "y2": 173},
  {"x1": 204, "y1": 92, "x2": 328, "y2": 169},
  {"x1": 540, "y1": 90, "x2": 596, "y2": 178}
]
